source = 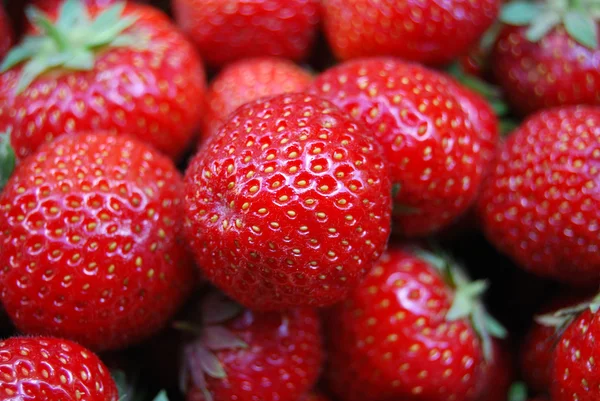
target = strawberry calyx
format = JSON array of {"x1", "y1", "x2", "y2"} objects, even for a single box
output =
[
  {"x1": 0, "y1": 0, "x2": 139, "y2": 93},
  {"x1": 536, "y1": 291, "x2": 600, "y2": 332},
  {"x1": 507, "y1": 382, "x2": 529, "y2": 401},
  {"x1": 415, "y1": 248, "x2": 507, "y2": 361},
  {"x1": 178, "y1": 292, "x2": 248, "y2": 401},
  {"x1": 500, "y1": 0, "x2": 600, "y2": 49},
  {"x1": 0, "y1": 129, "x2": 15, "y2": 191}
]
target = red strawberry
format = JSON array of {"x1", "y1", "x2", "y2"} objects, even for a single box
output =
[
  {"x1": 182, "y1": 292, "x2": 323, "y2": 401},
  {"x1": 492, "y1": 1, "x2": 600, "y2": 115},
  {"x1": 478, "y1": 341, "x2": 515, "y2": 401},
  {"x1": 172, "y1": 0, "x2": 320, "y2": 67},
  {"x1": 325, "y1": 247, "x2": 506, "y2": 401},
  {"x1": 184, "y1": 93, "x2": 392, "y2": 310},
  {"x1": 0, "y1": 336, "x2": 119, "y2": 400},
  {"x1": 0, "y1": 132, "x2": 196, "y2": 351},
  {"x1": 301, "y1": 393, "x2": 330, "y2": 401},
  {"x1": 520, "y1": 294, "x2": 592, "y2": 394},
  {"x1": 320, "y1": 0, "x2": 500, "y2": 66},
  {"x1": 309, "y1": 58, "x2": 497, "y2": 237},
  {"x1": 0, "y1": 4, "x2": 14, "y2": 61},
  {"x1": 551, "y1": 303, "x2": 600, "y2": 401},
  {"x1": 30, "y1": 0, "x2": 143, "y2": 12},
  {"x1": 0, "y1": 0, "x2": 206, "y2": 161},
  {"x1": 202, "y1": 57, "x2": 313, "y2": 140},
  {"x1": 477, "y1": 106, "x2": 600, "y2": 285}
]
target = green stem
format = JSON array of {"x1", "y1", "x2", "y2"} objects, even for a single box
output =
[{"x1": 27, "y1": 7, "x2": 69, "y2": 51}]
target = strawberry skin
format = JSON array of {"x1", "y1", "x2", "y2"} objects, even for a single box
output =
[
  {"x1": 184, "y1": 304, "x2": 323, "y2": 401},
  {"x1": 325, "y1": 247, "x2": 502, "y2": 401},
  {"x1": 0, "y1": 133, "x2": 195, "y2": 351},
  {"x1": 321, "y1": 0, "x2": 500, "y2": 66},
  {"x1": 184, "y1": 93, "x2": 392, "y2": 310},
  {"x1": 172, "y1": 0, "x2": 320, "y2": 67},
  {"x1": 477, "y1": 106, "x2": 600, "y2": 285},
  {"x1": 0, "y1": 1, "x2": 206, "y2": 161},
  {"x1": 552, "y1": 308, "x2": 600, "y2": 401},
  {"x1": 0, "y1": 336, "x2": 119, "y2": 400},
  {"x1": 478, "y1": 342, "x2": 514, "y2": 401},
  {"x1": 202, "y1": 57, "x2": 313, "y2": 139},
  {"x1": 492, "y1": 25, "x2": 600, "y2": 116},
  {"x1": 309, "y1": 58, "x2": 495, "y2": 237},
  {"x1": 301, "y1": 393, "x2": 330, "y2": 401}
]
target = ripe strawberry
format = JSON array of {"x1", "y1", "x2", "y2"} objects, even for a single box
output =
[
  {"x1": 184, "y1": 93, "x2": 392, "y2": 310},
  {"x1": 478, "y1": 341, "x2": 515, "y2": 401},
  {"x1": 202, "y1": 57, "x2": 313, "y2": 139},
  {"x1": 0, "y1": 336, "x2": 119, "y2": 400},
  {"x1": 477, "y1": 106, "x2": 600, "y2": 285},
  {"x1": 172, "y1": 0, "x2": 320, "y2": 67},
  {"x1": 0, "y1": 4, "x2": 14, "y2": 61},
  {"x1": 551, "y1": 304, "x2": 600, "y2": 401},
  {"x1": 301, "y1": 393, "x2": 330, "y2": 401},
  {"x1": 0, "y1": 0, "x2": 206, "y2": 161},
  {"x1": 182, "y1": 292, "x2": 323, "y2": 401},
  {"x1": 0, "y1": 132, "x2": 196, "y2": 351},
  {"x1": 321, "y1": 0, "x2": 500, "y2": 66},
  {"x1": 492, "y1": 1, "x2": 600, "y2": 115},
  {"x1": 325, "y1": 247, "x2": 506, "y2": 401},
  {"x1": 309, "y1": 58, "x2": 497, "y2": 237}
]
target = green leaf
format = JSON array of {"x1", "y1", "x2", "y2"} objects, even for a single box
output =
[
  {"x1": 203, "y1": 326, "x2": 248, "y2": 351},
  {"x1": 88, "y1": 2, "x2": 127, "y2": 34},
  {"x1": 56, "y1": 0, "x2": 85, "y2": 32},
  {"x1": 16, "y1": 54, "x2": 67, "y2": 93},
  {"x1": 202, "y1": 292, "x2": 243, "y2": 325},
  {"x1": 63, "y1": 50, "x2": 95, "y2": 70},
  {"x1": 508, "y1": 382, "x2": 528, "y2": 401},
  {"x1": 0, "y1": 131, "x2": 16, "y2": 191},
  {"x1": 26, "y1": 6, "x2": 69, "y2": 51},
  {"x1": 525, "y1": 10, "x2": 561, "y2": 42},
  {"x1": 195, "y1": 346, "x2": 226, "y2": 379},
  {"x1": 485, "y1": 314, "x2": 508, "y2": 338},
  {"x1": 87, "y1": 14, "x2": 138, "y2": 48},
  {"x1": 152, "y1": 390, "x2": 169, "y2": 401},
  {"x1": 500, "y1": 2, "x2": 540, "y2": 25},
  {"x1": 0, "y1": 43, "x2": 39, "y2": 72},
  {"x1": 472, "y1": 305, "x2": 494, "y2": 361},
  {"x1": 564, "y1": 11, "x2": 599, "y2": 48}
]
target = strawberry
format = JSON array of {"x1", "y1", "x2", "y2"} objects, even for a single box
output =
[
  {"x1": 493, "y1": 0, "x2": 600, "y2": 115},
  {"x1": 550, "y1": 301, "x2": 600, "y2": 401},
  {"x1": 172, "y1": 0, "x2": 320, "y2": 67},
  {"x1": 0, "y1": 336, "x2": 119, "y2": 400},
  {"x1": 477, "y1": 106, "x2": 600, "y2": 285},
  {"x1": 0, "y1": 0, "x2": 206, "y2": 162},
  {"x1": 0, "y1": 4, "x2": 14, "y2": 61},
  {"x1": 202, "y1": 57, "x2": 313, "y2": 140},
  {"x1": 325, "y1": 247, "x2": 506, "y2": 401},
  {"x1": 182, "y1": 292, "x2": 323, "y2": 401},
  {"x1": 478, "y1": 341, "x2": 515, "y2": 401},
  {"x1": 184, "y1": 93, "x2": 392, "y2": 310},
  {"x1": 520, "y1": 294, "x2": 592, "y2": 394},
  {"x1": 320, "y1": 0, "x2": 501, "y2": 66},
  {"x1": 308, "y1": 58, "x2": 497, "y2": 237},
  {"x1": 301, "y1": 393, "x2": 330, "y2": 401},
  {"x1": 0, "y1": 132, "x2": 196, "y2": 351}
]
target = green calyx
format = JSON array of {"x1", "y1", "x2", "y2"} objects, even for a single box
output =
[
  {"x1": 0, "y1": 130, "x2": 15, "y2": 192},
  {"x1": 415, "y1": 248, "x2": 507, "y2": 362},
  {"x1": 0, "y1": 0, "x2": 139, "y2": 93},
  {"x1": 536, "y1": 292, "x2": 600, "y2": 332},
  {"x1": 500, "y1": 0, "x2": 600, "y2": 48}
]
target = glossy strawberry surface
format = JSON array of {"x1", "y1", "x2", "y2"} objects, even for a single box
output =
[
  {"x1": 321, "y1": 0, "x2": 500, "y2": 66},
  {"x1": 0, "y1": 336, "x2": 119, "y2": 400},
  {"x1": 0, "y1": 2, "x2": 206, "y2": 161},
  {"x1": 0, "y1": 133, "x2": 195, "y2": 351},
  {"x1": 202, "y1": 57, "x2": 313, "y2": 140},
  {"x1": 325, "y1": 248, "x2": 492, "y2": 401},
  {"x1": 478, "y1": 107, "x2": 600, "y2": 285},
  {"x1": 552, "y1": 309, "x2": 600, "y2": 401},
  {"x1": 309, "y1": 58, "x2": 491, "y2": 237},
  {"x1": 492, "y1": 25, "x2": 600, "y2": 116},
  {"x1": 184, "y1": 93, "x2": 392, "y2": 310},
  {"x1": 173, "y1": 0, "x2": 320, "y2": 67},
  {"x1": 185, "y1": 307, "x2": 323, "y2": 401}
]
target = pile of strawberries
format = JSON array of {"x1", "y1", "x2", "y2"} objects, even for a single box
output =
[{"x1": 0, "y1": 0, "x2": 599, "y2": 400}]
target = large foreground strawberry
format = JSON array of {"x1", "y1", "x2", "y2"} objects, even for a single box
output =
[
  {"x1": 0, "y1": 133, "x2": 195, "y2": 351},
  {"x1": 184, "y1": 93, "x2": 392, "y2": 310},
  {"x1": 493, "y1": 0, "x2": 600, "y2": 115},
  {"x1": 0, "y1": 0, "x2": 206, "y2": 161},
  {"x1": 478, "y1": 106, "x2": 600, "y2": 285},
  {"x1": 202, "y1": 57, "x2": 313, "y2": 140},
  {"x1": 172, "y1": 0, "x2": 320, "y2": 67},
  {"x1": 0, "y1": 336, "x2": 119, "y2": 400},
  {"x1": 182, "y1": 292, "x2": 323, "y2": 401},
  {"x1": 309, "y1": 58, "x2": 497, "y2": 237},
  {"x1": 321, "y1": 0, "x2": 500, "y2": 66},
  {"x1": 325, "y1": 247, "x2": 506, "y2": 401}
]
